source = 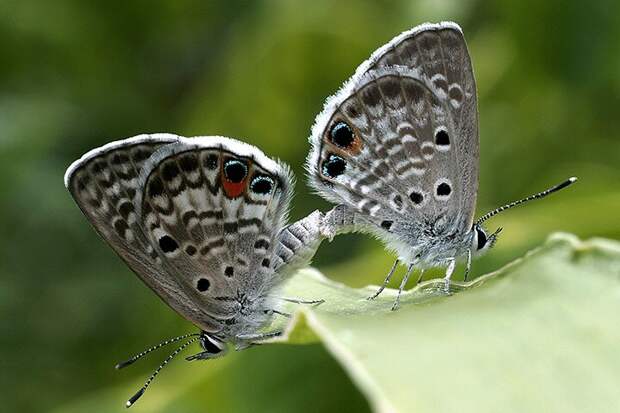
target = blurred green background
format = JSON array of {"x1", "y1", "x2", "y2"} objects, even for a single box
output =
[{"x1": 1, "y1": 0, "x2": 619, "y2": 411}]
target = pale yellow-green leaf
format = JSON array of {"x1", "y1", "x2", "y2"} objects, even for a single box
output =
[{"x1": 54, "y1": 233, "x2": 620, "y2": 413}]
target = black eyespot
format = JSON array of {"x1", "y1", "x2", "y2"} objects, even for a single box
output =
[
  {"x1": 435, "y1": 129, "x2": 450, "y2": 146},
  {"x1": 409, "y1": 191, "x2": 424, "y2": 204},
  {"x1": 185, "y1": 245, "x2": 197, "y2": 256},
  {"x1": 381, "y1": 220, "x2": 393, "y2": 230},
  {"x1": 196, "y1": 278, "x2": 210, "y2": 292},
  {"x1": 322, "y1": 154, "x2": 347, "y2": 178},
  {"x1": 437, "y1": 182, "x2": 451, "y2": 196},
  {"x1": 250, "y1": 175, "x2": 274, "y2": 195},
  {"x1": 476, "y1": 228, "x2": 487, "y2": 250},
  {"x1": 329, "y1": 122, "x2": 355, "y2": 148},
  {"x1": 224, "y1": 266, "x2": 234, "y2": 277},
  {"x1": 224, "y1": 159, "x2": 247, "y2": 183},
  {"x1": 159, "y1": 235, "x2": 178, "y2": 253},
  {"x1": 261, "y1": 258, "x2": 270, "y2": 268}
]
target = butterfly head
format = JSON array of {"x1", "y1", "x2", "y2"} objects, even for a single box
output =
[
  {"x1": 199, "y1": 333, "x2": 227, "y2": 355},
  {"x1": 470, "y1": 224, "x2": 502, "y2": 256}
]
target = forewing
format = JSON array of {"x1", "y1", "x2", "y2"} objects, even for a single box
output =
[
  {"x1": 308, "y1": 21, "x2": 479, "y2": 235},
  {"x1": 66, "y1": 134, "x2": 294, "y2": 334}
]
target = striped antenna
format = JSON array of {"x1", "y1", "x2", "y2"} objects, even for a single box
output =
[
  {"x1": 125, "y1": 335, "x2": 201, "y2": 408},
  {"x1": 476, "y1": 177, "x2": 577, "y2": 226},
  {"x1": 115, "y1": 333, "x2": 200, "y2": 370}
]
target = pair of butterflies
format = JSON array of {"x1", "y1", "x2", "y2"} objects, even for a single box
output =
[{"x1": 64, "y1": 22, "x2": 575, "y2": 407}]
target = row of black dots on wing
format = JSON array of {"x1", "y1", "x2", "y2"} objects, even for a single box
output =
[{"x1": 147, "y1": 153, "x2": 208, "y2": 266}]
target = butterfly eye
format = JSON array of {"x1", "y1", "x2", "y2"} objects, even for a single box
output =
[
  {"x1": 250, "y1": 175, "x2": 274, "y2": 195},
  {"x1": 223, "y1": 159, "x2": 248, "y2": 183},
  {"x1": 322, "y1": 154, "x2": 347, "y2": 178},
  {"x1": 200, "y1": 334, "x2": 224, "y2": 353},
  {"x1": 330, "y1": 121, "x2": 355, "y2": 148},
  {"x1": 476, "y1": 227, "x2": 488, "y2": 250}
]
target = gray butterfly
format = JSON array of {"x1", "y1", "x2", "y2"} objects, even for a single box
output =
[
  {"x1": 307, "y1": 21, "x2": 576, "y2": 309},
  {"x1": 65, "y1": 134, "x2": 324, "y2": 406}
]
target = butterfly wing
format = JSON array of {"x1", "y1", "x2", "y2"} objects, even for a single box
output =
[
  {"x1": 367, "y1": 21, "x2": 479, "y2": 229},
  {"x1": 137, "y1": 136, "x2": 294, "y2": 304},
  {"x1": 307, "y1": 22, "x2": 478, "y2": 255},
  {"x1": 64, "y1": 134, "x2": 208, "y2": 322},
  {"x1": 66, "y1": 134, "x2": 294, "y2": 333}
]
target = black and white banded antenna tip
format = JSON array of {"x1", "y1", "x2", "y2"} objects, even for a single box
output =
[
  {"x1": 114, "y1": 333, "x2": 201, "y2": 408},
  {"x1": 124, "y1": 335, "x2": 201, "y2": 408},
  {"x1": 115, "y1": 333, "x2": 200, "y2": 370},
  {"x1": 476, "y1": 177, "x2": 577, "y2": 226}
]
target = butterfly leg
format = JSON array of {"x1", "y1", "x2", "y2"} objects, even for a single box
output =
[
  {"x1": 463, "y1": 249, "x2": 472, "y2": 282},
  {"x1": 443, "y1": 258, "x2": 456, "y2": 293},
  {"x1": 185, "y1": 350, "x2": 227, "y2": 361},
  {"x1": 367, "y1": 259, "x2": 400, "y2": 300},
  {"x1": 264, "y1": 309, "x2": 292, "y2": 318},
  {"x1": 415, "y1": 269, "x2": 426, "y2": 285},
  {"x1": 391, "y1": 263, "x2": 415, "y2": 311},
  {"x1": 235, "y1": 330, "x2": 283, "y2": 349},
  {"x1": 236, "y1": 331, "x2": 283, "y2": 341},
  {"x1": 280, "y1": 297, "x2": 325, "y2": 306}
]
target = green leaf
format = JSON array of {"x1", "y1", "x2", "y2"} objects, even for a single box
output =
[
  {"x1": 275, "y1": 232, "x2": 620, "y2": 412},
  {"x1": 53, "y1": 233, "x2": 620, "y2": 413}
]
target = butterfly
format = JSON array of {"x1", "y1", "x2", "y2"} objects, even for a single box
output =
[
  {"x1": 306, "y1": 21, "x2": 576, "y2": 310},
  {"x1": 64, "y1": 134, "x2": 324, "y2": 406}
]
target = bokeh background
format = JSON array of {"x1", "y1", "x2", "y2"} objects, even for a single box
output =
[{"x1": 1, "y1": 0, "x2": 619, "y2": 411}]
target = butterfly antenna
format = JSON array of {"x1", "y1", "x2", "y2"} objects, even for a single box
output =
[
  {"x1": 476, "y1": 177, "x2": 577, "y2": 226},
  {"x1": 115, "y1": 333, "x2": 200, "y2": 369},
  {"x1": 125, "y1": 335, "x2": 201, "y2": 408}
]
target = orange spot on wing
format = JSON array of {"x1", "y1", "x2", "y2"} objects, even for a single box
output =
[
  {"x1": 222, "y1": 179, "x2": 246, "y2": 198},
  {"x1": 324, "y1": 117, "x2": 363, "y2": 155},
  {"x1": 220, "y1": 158, "x2": 251, "y2": 199}
]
